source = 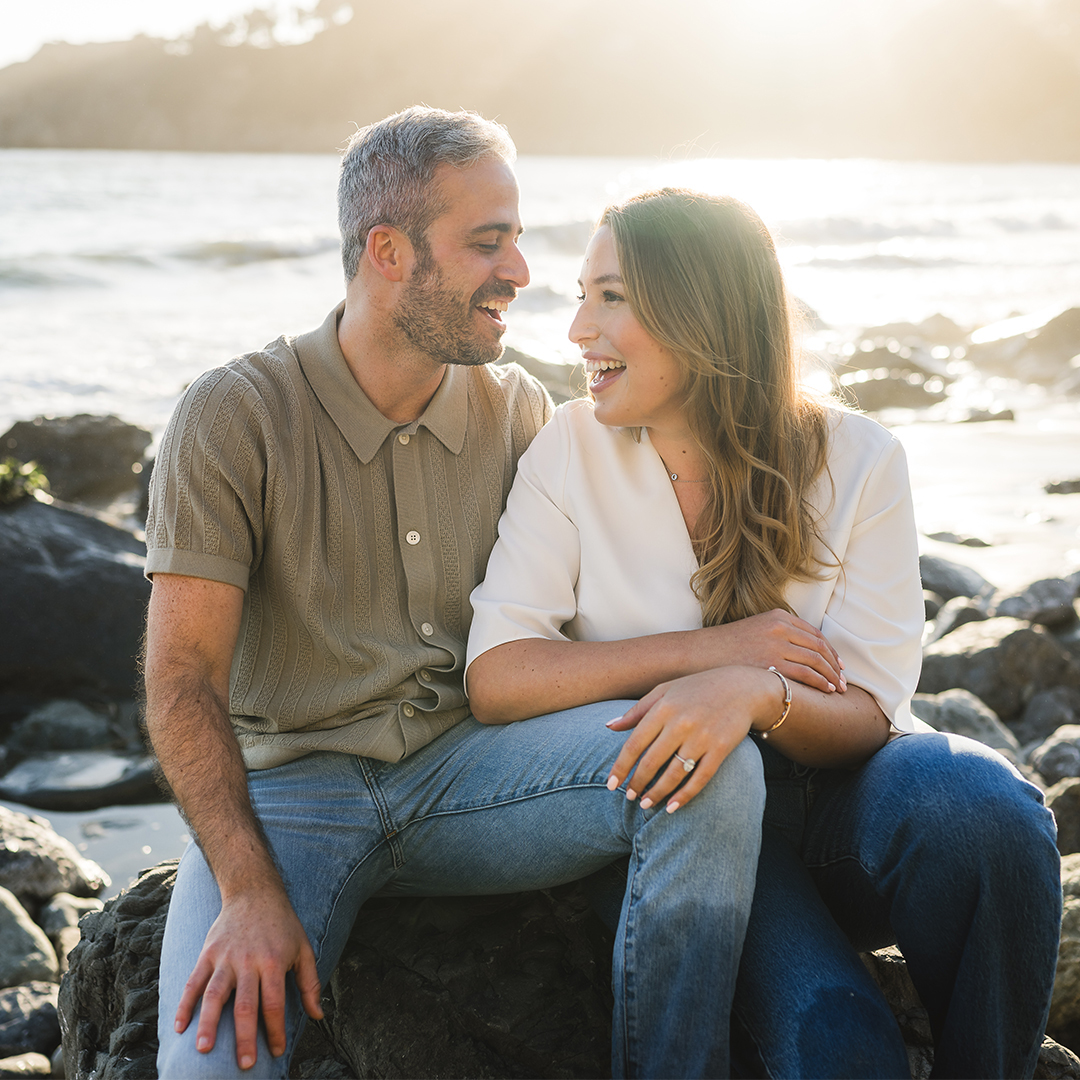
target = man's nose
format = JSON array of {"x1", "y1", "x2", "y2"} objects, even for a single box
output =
[{"x1": 498, "y1": 242, "x2": 529, "y2": 289}]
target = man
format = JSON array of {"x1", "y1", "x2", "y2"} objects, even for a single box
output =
[{"x1": 144, "y1": 106, "x2": 765, "y2": 1079}]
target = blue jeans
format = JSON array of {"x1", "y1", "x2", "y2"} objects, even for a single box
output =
[
  {"x1": 730, "y1": 732, "x2": 1062, "y2": 1080},
  {"x1": 156, "y1": 705, "x2": 765, "y2": 1079}
]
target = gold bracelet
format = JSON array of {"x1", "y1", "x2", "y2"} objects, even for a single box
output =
[{"x1": 758, "y1": 666, "x2": 792, "y2": 738}]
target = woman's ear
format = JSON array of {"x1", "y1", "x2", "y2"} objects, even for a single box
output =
[{"x1": 365, "y1": 225, "x2": 412, "y2": 282}]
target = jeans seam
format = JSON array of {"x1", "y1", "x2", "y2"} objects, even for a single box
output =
[{"x1": 357, "y1": 755, "x2": 405, "y2": 868}]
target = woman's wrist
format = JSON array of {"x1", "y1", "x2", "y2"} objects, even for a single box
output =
[{"x1": 749, "y1": 665, "x2": 792, "y2": 735}]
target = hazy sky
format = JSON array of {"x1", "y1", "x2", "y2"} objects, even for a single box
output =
[{"x1": 0, "y1": 0, "x2": 301, "y2": 69}]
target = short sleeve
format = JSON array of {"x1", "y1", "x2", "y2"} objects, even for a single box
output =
[{"x1": 145, "y1": 366, "x2": 270, "y2": 590}]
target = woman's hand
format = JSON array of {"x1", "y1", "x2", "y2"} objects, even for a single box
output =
[
  {"x1": 698, "y1": 610, "x2": 845, "y2": 694},
  {"x1": 605, "y1": 665, "x2": 780, "y2": 813}
]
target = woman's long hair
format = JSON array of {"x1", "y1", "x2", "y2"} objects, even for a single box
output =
[{"x1": 601, "y1": 188, "x2": 833, "y2": 626}]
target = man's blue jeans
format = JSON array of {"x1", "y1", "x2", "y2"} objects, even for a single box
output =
[
  {"x1": 156, "y1": 705, "x2": 765, "y2": 1079},
  {"x1": 730, "y1": 732, "x2": 1062, "y2": 1080}
]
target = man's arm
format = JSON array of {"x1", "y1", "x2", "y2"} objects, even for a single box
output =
[{"x1": 143, "y1": 573, "x2": 322, "y2": 1071}]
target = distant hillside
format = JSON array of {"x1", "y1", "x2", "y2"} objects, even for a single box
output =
[{"x1": 2, "y1": 0, "x2": 1079, "y2": 159}]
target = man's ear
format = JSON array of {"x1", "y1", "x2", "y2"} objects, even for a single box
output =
[{"x1": 365, "y1": 225, "x2": 412, "y2": 282}]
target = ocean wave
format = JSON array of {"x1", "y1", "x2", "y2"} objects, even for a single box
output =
[
  {"x1": 0, "y1": 262, "x2": 104, "y2": 289},
  {"x1": 992, "y1": 213, "x2": 1074, "y2": 233},
  {"x1": 174, "y1": 237, "x2": 340, "y2": 265},
  {"x1": 805, "y1": 254, "x2": 964, "y2": 271},
  {"x1": 520, "y1": 222, "x2": 595, "y2": 255},
  {"x1": 777, "y1": 217, "x2": 957, "y2": 245}
]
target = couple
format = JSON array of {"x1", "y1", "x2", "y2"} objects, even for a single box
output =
[{"x1": 144, "y1": 106, "x2": 1060, "y2": 1079}]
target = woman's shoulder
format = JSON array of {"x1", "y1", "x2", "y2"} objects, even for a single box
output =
[{"x1": 825, "y1": 406, "x2": 901, "y2": 457}]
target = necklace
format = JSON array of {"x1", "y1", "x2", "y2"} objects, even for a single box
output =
[{"x1": 670, "y1": 473, "x2": 708, "y2": 483}]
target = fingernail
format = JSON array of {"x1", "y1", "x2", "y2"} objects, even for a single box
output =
[
  {"x1": 197, "y1": 1036, "x2": 210, "y2": 1052},
  {"x1": 626, "y1": 788, "x2": 637, "y2": 801},
  {"x1": 827, "y1": 681, "x2": 835, "y2": 692},
  {"x1": 666, "y1": 801, "x2": 680, "y2": 813},
  {"x1": 606, "y1": 716, "x2": 621, "y2": 727},
  {"x1": 240, "y1": 1054, "x2": 255, "y2": 1070},
  {"x1": 640, "y1": 797, "x2": 653, "y2": 809},
  {"x1": 606, "y1": 775, "x2": 619, "y2": 791}
]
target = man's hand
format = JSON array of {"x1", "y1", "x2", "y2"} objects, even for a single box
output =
[
  {"x1": 175, "y1": 887, "x2": 323, "y2": 1070},
  {"x1": 696, "y1": 609, "x2": 845, "y2": 695},
  {"x1": 604, "y1": 666, "x2": 775, "y2": 813}
]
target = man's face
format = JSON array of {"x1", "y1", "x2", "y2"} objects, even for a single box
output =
[{"x1": 393, "y1": 159, "x2": 529, "y2": 366}]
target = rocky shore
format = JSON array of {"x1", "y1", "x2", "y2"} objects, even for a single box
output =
[{"x1": 3, "y1": 303, "x2": 1080, "y2": 1076}]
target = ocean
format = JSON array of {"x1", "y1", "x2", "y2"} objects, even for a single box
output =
[{"x1": 2, "y1": 148, "x2": 1080, "y2": 439}]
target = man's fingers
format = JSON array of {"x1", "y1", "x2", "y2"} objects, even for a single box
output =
[
  {"x1": 258, "y1": 964, "x2": 288, "y2": 1059},
  {"x1": 174, "y1": 957, "x2": 212, "y2": 1035},
  {"x1": 231, "y1": 970, "x2": 262, "y2": 1070},
  {"x1": 193, "y1": 968, "x2": 234, "y2": 1056},
  {"x1": 296, "y1": 948, "x2": 324, "y2": 1021}
]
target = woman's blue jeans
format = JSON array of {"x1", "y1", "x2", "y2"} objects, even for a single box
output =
[
  {"x1": 156, "y1": 705, "x2": 765, "y2": 1079},
  {"x1": 730, "y1": 732, "x2": 1062, "y2": 1080}
]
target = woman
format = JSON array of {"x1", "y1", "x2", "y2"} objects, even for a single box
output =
[{"x1": 466, "y1": 189, "x2": 1060, "y2": 1078}]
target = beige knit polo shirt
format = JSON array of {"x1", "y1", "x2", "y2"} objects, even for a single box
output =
[{"x1": 146, "y1": 303, "x2": 553, "y2": 769}]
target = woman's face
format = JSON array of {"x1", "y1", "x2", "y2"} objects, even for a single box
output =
[{"x1": 569, "y1": 226, "x2": 688, "y2": 434}]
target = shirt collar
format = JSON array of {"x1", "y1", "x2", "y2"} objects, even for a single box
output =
[{"x1": 295, "y1": 303, "x2": 469, "y2": 464}]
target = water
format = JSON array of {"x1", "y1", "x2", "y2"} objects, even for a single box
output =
[{"x1": 2, "y1": 149, "x2": 1080, "y2": 439}]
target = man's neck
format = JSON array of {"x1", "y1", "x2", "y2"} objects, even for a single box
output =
[{"x1": 337, "y1": 298, "x2": 448, "y2": 425}]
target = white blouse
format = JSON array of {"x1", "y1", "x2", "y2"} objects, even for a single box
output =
[{"x1": 467, "y1": 399, "x2": 924, "y2": 731}]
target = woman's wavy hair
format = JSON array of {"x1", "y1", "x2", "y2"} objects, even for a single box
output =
[{"x1": 600, "y1": 187, "x2": 833, "y2": 626}]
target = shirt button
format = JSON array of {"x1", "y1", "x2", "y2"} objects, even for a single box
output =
[
  {"x1": 402, "y1": 703, "x2": 415, "y2": 717},
  {"x1": 421, "y1": 622, "x2": 434, "y2": 636},
  {"x1": 419, "y1": 669, "x2": 432, "y2": 681},
  {"x1": 406, "y1": 530, "x2": 421, "y2": 545},
  {"x1": 398, "y1": 433, "x2": 410, "y2": 445}
]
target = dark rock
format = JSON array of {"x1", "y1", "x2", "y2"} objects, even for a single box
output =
[
  {"x1": 994, "y1": 578, "x2": 1080, "y2": 629},
  {"x1": 925, "y1": 531, "x2": 992, "y2": 547},
  {"x1": 0, "y1": 806, "x2": 109, "y2": 906},
  {"x1": 1036, "y1": 1037, "x2": 1080, "y2": 1079},
  {"x1": 1050, "y1": 898, "x2": 1080, "y2": 1054},
  {"x1": 1013, "y1": 689, "x2": 1080, "y2": 747},
  {"x1": 1048, "y1": 778, "x2": 1080, "y2": 857},
  {"x1": 923, "y1": 590, "x2": 944, "y2": 622},
  {"x1": 919, "y1": 618, "x2": 1080, "y2": 723},
  {"x1": 910, "y1": 689, "x2": 1018, "y2": 760},
  {"x1": 1031, "y1": 727, "x2": 1080, "y2": 786},
  {"x1": 0, "y1": 891, "x2": 57, "y2": 987},
  {"x1": 0, "y1": 499, "x2": 151, "y2": 705},
  {"x1": 837, "y1": 367, "x2": 947, "y2": 412},
  {"x1": 919, "y1": 555, "x2": 995, "y2": 602},
  {"x1": 1048, "y1": 479, "x2": 1080, "y2": 495},
  {"x1": 0, "y1": 752, "x2": 160, "y2": 813},
  {"x1": 1064, "y1": 854, "x2": 1080, "y2": 900},
  {"x1": 0, "y1": 415, "x2": 150, "y2": 505},
  {"x1": 7, "y1": 702, "x2": 113, "y2": 756},
  {"x1": 0, "y1": 1052, "x2": 51, "y2": 1077},
  {"x1": 923, "y1": 595, "x2": 990, "y2": 645},
  {"x1": 958, "y1": 408, "x2": 1015, "y2": 423},
  {"x1": 38, "y1": 896, "x2": 103, "y2": 940},
  {"x1": 0, "y1": 984, "x2": 59, "y2": 1059},
  {"x1": 500, "y1": 349, "x2": 584, "y2": 406},
  {"x1": 968, "y1": 309, "x2": 1080, "y2": 385}
]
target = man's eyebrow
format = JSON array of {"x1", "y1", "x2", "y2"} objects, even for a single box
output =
[{"x1": 468, "y1": 221, "x2": 525, "y2": 238}]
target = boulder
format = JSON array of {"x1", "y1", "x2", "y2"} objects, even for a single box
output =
[
  {"x1": 37, "y1": 896, "x2": 102, "y2": 941},
  {"x1": 1047, "y1": 778, "x2": 1080, "y2": 857},
  {"x1": 837, "y1": 368, "x2": 947, "y2": 412},
  {"x1": 1064, "y1": 854, "x2": 1080, "y2": 899},
  {"x1": 922, "y1": 596, "x2": 990, "y2": 645},
  {"x1": 910, "y1": 689, "x2": 1019, "y2": 760},
  {"x1": 0, "y1": 499, "x2": 151, "y2": 705},
  {"x1": 923, "y1": 590, "x2": 944, "y2": 622},
  {"x1": 919, "y1": 555, "x2": 995, "y2": 603},
  {"x1": 7, "y1": 701, "x2": 113, "y2": 756},
  {"x1": 1014, "y1": 689, "x2": 1080, "y2": 748},
  {"x1": 0, "y1": 415, "x2": 150, "y2": 505},
  {"x1": 0, "y1": 984, "x2": 59, "y2": 1059},
  {"x1": 1031, "y1": 727, "x2": 1080, "y2": 786},
  {"x1": 919, "y1": 618, "x2": 1080, "y2": 723},
  {"x1": 1049, "y1": 898, "x2": 1080, "y2": 1053},
  {"x1": 0, "y1": 806, "x2": 109, "y2": 906},
  {"x1": 1048, "y1": 479, "x2": 1080, "y2": 496},
  {"x1": 500, "y1": 349, "x2": 584, "y2": 407},
  {"x1": 994, "y1": 579, "x2": 1080, "y2": 629},
  {"x1": 0, "y1": 890, "x2": 57, "y2": 987},
  {"x1": 0, "y1": 751, "x2": 160, "y2": 813}
]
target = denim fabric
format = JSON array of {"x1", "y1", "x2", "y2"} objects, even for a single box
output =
[
  {"x1": 730, "y1": 732, "x2": 1062, "y2": 1080},
  {"x1": 157, "y1": 705, "x2": 765, "y2": 1079}
]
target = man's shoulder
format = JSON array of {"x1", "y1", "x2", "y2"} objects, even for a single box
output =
[
  {"x1": 467, "y1": 360, "x2": 554, "y2": 426},
  {"x1": 180, "y1": 335, "x2": 305, "y2": 413}
]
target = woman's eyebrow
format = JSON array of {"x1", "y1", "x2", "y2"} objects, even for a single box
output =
[{"x1": 579, "y1": 273, "x2": 623, "y2": 287}]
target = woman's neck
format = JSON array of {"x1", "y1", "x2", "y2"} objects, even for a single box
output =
[{"x1": 647, "y1": 427, "x2": 710, "y2": 543}]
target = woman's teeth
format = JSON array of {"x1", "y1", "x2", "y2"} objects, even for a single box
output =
[{"x1": 584, "y1": 359, "x2": 626, "y2": 373}]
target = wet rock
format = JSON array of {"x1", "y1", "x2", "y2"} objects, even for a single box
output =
[
  {"x1": 919, "y1": 555, "x2": 995, "y2": 603},
  {"x1": 837, "y1": 368, "x2": 947, "y2": 412},
  {"x1": 1063, "y1": 853, "x2": 1080, "y2": 899},
  {"x1": 1031, "y1": 727, "x2": 1080, "y2": 786},
  {"x1": 969, "y1": 308, "x2": 1080, "y2": 385},
  {"x1": 922, "y1": 595, "x2": 990, "y2": 645},
  {"x1": 0, "y1": 984, "x2": 59, "y2": 1059},
  {"x1": 1049, "y1": 898, "x2": 1080, "y2": 1053},
  {"x1": 994, "y1": 579, "x2": 1079, "y2": 629},
  {"x1": 925, "y1": 531, "x2": 992, "y2": 547},
  {"x1": 1048, "y1": 778, "x2": 1080, "y2": 857},
  {"x1": 0, "y1": 806, "x2": 109, "y2": 906},
  {"x1": 0, "y1": 1052, "x2": 51, "y2": 1077},
  {"x1": 0, "y1": 499, "x2": 150, "y2": 706},
  {"x1": 37, "y1": 897, "x2": 102, "y2": 941},
  {"x1": 919, "y1": 618, "x2": 1080, "y2": 723},
  {"x1": 923, "y1": 590, "x2": 944, "y2": 622},
  {"x1": 0, "y1": 752, "x2": 159, "y2": 813},
  {"x1": 7, "y1": 703, "x2": 113, "y2": 756},
  {"x1": 1036, "y1": 1037, "x2": 1080, "y2": 1079},
  {"x1": 958, "y1": 408, "x2": 1015, "y2": 423},
  {"x1": 1048, "y1": 479, "x2": 1080, "y2": 495},
  {"x1": 1014, "y1": 689, "x2": 1080, "y2": 748},
  {"x1": 0, "y1": 890, "x2": 57, "y2": 987},
  {"x1": 910, "y1": 689, "x2": 1019, "y2": 761},
  {"x1": 0, "y1": 415, "x2": 150, "y2": 505}
]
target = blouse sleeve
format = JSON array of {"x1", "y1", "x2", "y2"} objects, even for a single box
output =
[
  {"x1": 465, "y1": 416, "x2": 581, "y2": 685},
  {"x1": 814, "y1": 428, "x2": 924, "y2": 732}
]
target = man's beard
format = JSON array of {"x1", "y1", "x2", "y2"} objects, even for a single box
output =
[{"x1": 393, "y1": 246, "x2": 506, "y2": 367}]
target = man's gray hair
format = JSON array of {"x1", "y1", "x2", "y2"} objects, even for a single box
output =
[{"x1": 338, "y1": 106, "x2": 517, "y2": 281}]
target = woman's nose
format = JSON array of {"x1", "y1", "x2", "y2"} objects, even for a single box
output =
[{"x1": 569, "y1": 305, "x2": 597, "y2": 345}]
